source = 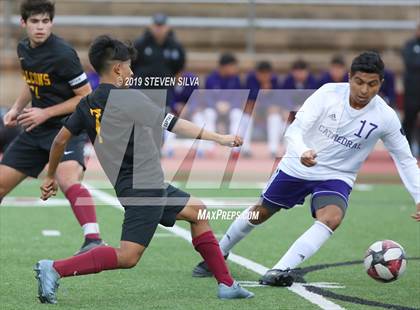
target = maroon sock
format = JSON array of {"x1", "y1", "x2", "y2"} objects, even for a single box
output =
[
  {"x1": 65, "y1": 184, "x2": 100, "y2": 239},
  {"x1": 192, "y1": 230, "x2": 234, "y2": 286},
  {"x1": 53, "y1": 246, "x2": 118, "y2": 277}
]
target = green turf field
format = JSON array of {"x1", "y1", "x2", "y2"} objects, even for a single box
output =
[{"x1": 1, "y1": 179, "x2": 419, "y2": 309}]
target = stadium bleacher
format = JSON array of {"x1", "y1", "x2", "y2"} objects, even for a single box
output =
[{"x1": 0, "y1": 0, "x2": 418, "y2": 105}]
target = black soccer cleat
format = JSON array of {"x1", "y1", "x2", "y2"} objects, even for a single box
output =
[
  {"x1": 259, "y1": 269, "x2": 294, "y2": 287},
  {"x1": 192, "y1": 253, "x2": 229, "y2": 277},
  {"x1": 74, "y1": 238, "x2": 107, "y2": 256}
]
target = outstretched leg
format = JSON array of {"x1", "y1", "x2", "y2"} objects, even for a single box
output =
[
  {"x1": 35, "y1": 241, "x2": 145, "y2": 304},
  {"x1": 177, "y1": 197, "x2": 254, "y2": 299},
  {"x1": 260, "y1": 204, "x2": 343, "y2": 287},
  {"x1": 176, "y1": 197, "x2": 234, "y2": 286},
  {"x1": 192, "y1": 201, "x2": 276, "y2": 278}
]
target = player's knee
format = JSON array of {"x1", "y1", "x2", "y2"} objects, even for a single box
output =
[
  {"x1": 317, "y1": 214, "x2": 342, "y2": 231},
  {"x1": 193, "y1": 203, "x2": 208, "y2": 225},
  {"x1": 57, "y1": 180, "x2": 77, "y2": 193},
  {"x1": 249, "y1": 205, "x2": 272, "y2": 225},
  {"x1": 118, "y1": 253, "x2": 141, "y2": 269},
  {"x1": 315, "y1": 204, "x2": 344, "y2": 231}
]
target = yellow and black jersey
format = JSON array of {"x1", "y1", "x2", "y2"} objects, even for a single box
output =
[
  {"x1": 65, "y1": 83, "x2": 178, "y2": 193},
  {"x1": 17, "y1": 34, "x2": 88, "y2": 128}
]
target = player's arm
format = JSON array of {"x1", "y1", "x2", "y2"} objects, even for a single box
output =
[
  {"x1": 3, "y1": 83, "x2": 32, "y2": 127},
  {"x1": 284, "y1": 89, "x2": 324, "y2": 167},
  {"x1": 118, "y1": 89, "x2": 242, "y2": 147},
  {"x1": 43, "y1": 83, "x2": 92, "y2": 118},
  {"x1": 40, "y1": 104, "x2": 85, "y2": 200},
  {"x1": 381, "y1": 114, "x2": 420, "y2": 221},
  {"x1": 17, "y1": 83, "x2": 91, "y2": 132},
  {"x1": 40, "y1": 127, "x2": 73, "y2": 200},
  {"x1": 164, "y1": 113, "x2": 242, "y2": 147}
]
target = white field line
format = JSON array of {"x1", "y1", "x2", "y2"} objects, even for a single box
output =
[
  {"x1": 84, "y1": 182, "x2": 345, "y2": 310},
  {"x1": 2, "y1": 197, "x2": 69, "y2": 207},
  {"x1": 1, "y1": 196, "x2": 256, "y2": 209},
  {"x1": 42, "y1": 230, "x2": 61, "y2": 237}
]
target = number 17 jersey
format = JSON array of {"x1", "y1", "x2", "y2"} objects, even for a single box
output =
[{"x1": 279, "y1": 83, "x2": 419, "y2": 203}]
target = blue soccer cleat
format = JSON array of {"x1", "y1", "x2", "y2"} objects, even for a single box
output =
[
  {"x1": 34, "y1": 259, "x2": 60, "y2": 304},
  {"x1": 217, "y1": 281, "x2": 255, "y2": 299}
]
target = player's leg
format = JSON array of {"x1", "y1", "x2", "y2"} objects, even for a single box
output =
[
  {"x1": 0, "y1": 131, "x2": 46, "y2": 203},
  {"x1": 34, "y1": 240, "x2": 146, "y2": 304},
  {"x1": 34, "y1": 196, "x2": 161, "y2": 304},
  {"x1": 162, "y1": 186, "x2": 253, "y2": 299},
  {"x1": 402, "y1": 95, "x2": 419, "y2": 148},
  {"x1": 219, "y1": 169, "x2": 308, "y2": 257},
  {"x1": 54, "y1": 135, "x2": 103, "y2": 254},
  {"x1": 192, "y1": 169, "x2": 307, "y2": 278},
  {"x1": 261, "y1": 180, "x2": 351, "y2": 286},
  {"x1": 191, "y1": 202, "x2": 274, "y2": 278},
  {"x1": 0, "y1": 165, "x2": 27, "y2": 204},
  {"x1": 218, "y1": 203, "x2": 274, "y2": 255}
]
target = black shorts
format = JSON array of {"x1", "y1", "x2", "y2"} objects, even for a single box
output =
[
  {"x1": 0, "y1": 128, "x2": 86, "y2": 178},
  {"x1": 120, "y1": 184, "x2": 190, "y2": 247}
]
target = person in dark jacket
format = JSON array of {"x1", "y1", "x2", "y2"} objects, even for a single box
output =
[
  {"x1": 402, "y1": 23, "x2": 420, "y2": 151},
  {"x1": 132, "y1": 13, "x2": 185, "y2": 88},
  {"x1": 379, "y1": 69, "x2": 396, "y2": 108}
]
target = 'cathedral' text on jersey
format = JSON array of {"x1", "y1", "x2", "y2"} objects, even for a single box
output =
[{"x1": 280, "y1": 83, "x2": 420, "y2": 204}]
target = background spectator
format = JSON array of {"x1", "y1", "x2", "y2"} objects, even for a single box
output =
[
  {"x1": 163, "y1": 70, "x2": 199, "y2": 157},
  {"x1": 282, "y1": 59, "x2": 317, "y2": 89},
  {"x1": 402, "y1": 23, "x2": 420, "y2": 154},
  {"x1": 317, "y1": 55, "x2": 348, "y2": 87},
  {"x1": 132, "y1": 13, "x2": 185, "y2": 91},
  {"x1": 245, "y1": 61, "x2": 285, "y2": 157},
  {"x1": 379, "y1": 69, "x2": 396, "y2": 108},
  {"x1": 191, "y1": 53, "x2": 245, "y2": 156}
]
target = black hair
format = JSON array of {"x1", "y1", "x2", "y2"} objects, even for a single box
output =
[
  {"x1": 350, "y1": 51, "x2": 384, "y2": 80},
  {"x1": 331, "y1": 55, "x2": 345, "y2": 66},
  {"x1": 256, "y1": 60, "x2": 273, "y2": 72},
  {"x1": 20, "y1": 0, "x2": 55, "y2": 22},
  {"x1": 219, "y1": 52, "x2": 237, "y2": 66},
  {"x1": 88, "y1": 35, "x2": 137, "y2": 75},
  {"x1": 291, "y1": 59, "x2": 308, "y2": 70}
]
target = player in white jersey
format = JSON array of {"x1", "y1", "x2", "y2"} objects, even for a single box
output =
[{"x1": 192, "y1": 51, "x2": 420, "y2": 286}]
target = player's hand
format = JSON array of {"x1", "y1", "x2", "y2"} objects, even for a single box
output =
[
  {"x1": 218, "y1": 134, "x2": 243, "y2": 147},
  {"x1": 17, "y1": 107, "x2": 50, "y2": 132},
  {"x1": 3, "y1": 108, "x2": 19, "y2": 128},
  {"x1": 411, "y1": 203, "x2": 420, "y2": 222},
  {"x1": 300, "y1": 150, "x2": 317, "y2": 167},
  {"x1": 40, "y1": 177, "x2": 58, "y2": 201}
]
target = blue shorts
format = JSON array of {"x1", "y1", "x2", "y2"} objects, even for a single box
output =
[{"x1": 261, "y1": 170, "x2": 352, "y2": 217}]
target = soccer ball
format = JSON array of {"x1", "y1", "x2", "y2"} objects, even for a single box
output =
[{"x1": 364, "y1": 240, "x2": 407, "y2": 283}]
